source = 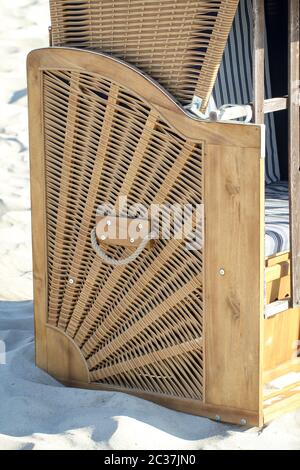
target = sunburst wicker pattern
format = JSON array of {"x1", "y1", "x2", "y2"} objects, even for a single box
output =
[
  {"x1": 49, "y1": 0, "x2": 239, "y2": 110},
  {"x1": 42, "y1": 67, "x2": 204, "y2": 399}
]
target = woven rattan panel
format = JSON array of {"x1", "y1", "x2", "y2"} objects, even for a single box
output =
[
  {"x1": 43, "y1": 68, "x2": 204, "y2": 399},
  {"x1": 49, "y1": 0, "x2": 239, "y2": 109}
]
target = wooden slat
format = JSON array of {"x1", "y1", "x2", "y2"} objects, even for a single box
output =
[
  {"x1": 266, "y1": 275, "x2": 291, "y2": 304},
  {"x1": 264, "y1": 380, "x2": 300, "y2": 400},
  {"x1": 263, "y1": 97, "x2": 288, "y2": 113},
  {"x1": 264, "y1": 300, "x2": 290, "y2": 318},
  {"x1": 263, "y1": 373, "x2": 300, "y2": 424},
  {"x1": 28, "y1": 59, "x2": 48, "y2": 371},
  {"x1": 204, "y1": 142, "x2": 264, "y2": 417},
  {"x1": 264, "y1": 389, "x2": 300, "y2": 423},
  {"x1": 266, "y1": 251, "x2": 290, "y2": 267},
  {"x1": 266, "y1": 254, "x2": 290, "y2": 304},
  {"x1": 263, "y1": 358, "x2": 300, "y2": 384},
  {"x1": 211, "y1": 98, "x2": 288, "y2": 122},
  {"x1": 264, "y1": 307, "x2": 300, "y2": 371},
  {"x1": 288, "y1": 0, "x2": 300, "y2": 307},
  {"x1": 253, "y1": 0, "x2": 265, "y2": 125},
  {"x1": 266, "y1": 260, "x2": 290, "y2": 283}
]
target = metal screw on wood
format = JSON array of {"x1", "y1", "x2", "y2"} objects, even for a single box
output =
[
  {"x1": 130, "y1": 238, "x2": 135, "y2": 244},
  {"x1": 68, "y1": 278, "x2": 74, "y2": 285},
  {"x1": 219, "y1": 268, "x2": 225, "y2": 276},
  {"x1": 240, "y1": 418, "x2": 247, "y2": 426},
  {"x1": 100, "y1": 234, "x2": 106, "y2": 240},
  {"x1": 215, "y1": 415, "x2": 221, "y2": 421}
]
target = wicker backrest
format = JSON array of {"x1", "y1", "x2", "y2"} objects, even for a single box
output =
[{"x1": 49, "y1": 0, "x2": 239, "y2": 110}]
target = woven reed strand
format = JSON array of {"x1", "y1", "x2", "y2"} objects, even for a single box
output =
[{"x1": 43, "y1": 65, "x2": 204, "y2": 399}]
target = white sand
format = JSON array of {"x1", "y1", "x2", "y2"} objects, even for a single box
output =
[{"x1": 0, "y1": 0, "x2": 299, "y2": 450}]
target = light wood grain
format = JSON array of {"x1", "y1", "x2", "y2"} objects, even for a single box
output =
[
  {"x1": 264, "y1": 307, "x2": 300, "y2": 371},
  {"x1": 204, "y1": 143, "x2": 264, "y2": 420},
  {"x1": 27, "y1": 60, "x2": 48, "y2": 371},
  {"x1": 266, "y1": 251, "x2": 290, "y2": 267},
  {"x1": 263, "y1": 97, "x2": 288, "y2": 114},
  {"x1": 46, "y1": 325, "x2": 90, "y2": 383}
]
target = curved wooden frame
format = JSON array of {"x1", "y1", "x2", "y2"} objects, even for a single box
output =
[{"x1": 27, "y1": 47, "x2": 261, "y2": 148}]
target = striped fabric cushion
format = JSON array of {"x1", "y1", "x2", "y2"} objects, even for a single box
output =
[
  {"x1": 211, "y1": 0, "x2": 280, "y2": 184},
  {"x1": 265, "y1": 182, "x2": 289, "y2": 257}
]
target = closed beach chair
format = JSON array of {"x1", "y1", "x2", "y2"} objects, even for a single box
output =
[{"x1": 27, "y1": 0, "x2": 300, "y2": 426}]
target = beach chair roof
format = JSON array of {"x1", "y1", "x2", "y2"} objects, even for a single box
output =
[{"x1": 49, "y1": 0, "x2": 239, "y2": 111}]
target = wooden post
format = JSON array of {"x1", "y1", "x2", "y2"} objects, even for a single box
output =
[
  {"x1": 204, "y1": 140, "x2": 265, "y2": 426},
  {"x1": 288, "y1": 0, "x2": 300, "y2": 307},
  {"x1": 253, "y1": 0, "x2": 265, "y2": 124}
]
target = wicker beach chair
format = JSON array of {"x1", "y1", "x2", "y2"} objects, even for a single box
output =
[
  {"x1": 28, "y1": 47, "x2": 265, "y2": 425},
  {"x1": 27, "y1": 0, "x2": 300, "y2": 425}
]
